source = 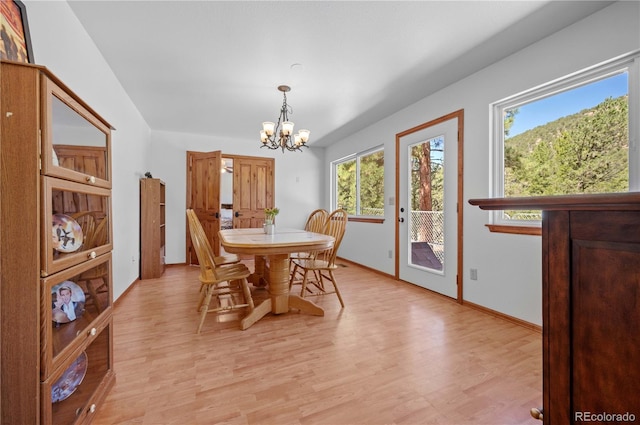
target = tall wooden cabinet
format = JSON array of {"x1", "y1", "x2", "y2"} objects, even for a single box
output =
[
  {"x1": 0, "y1": 60, "x2": 115, "y2": 424},
  {"x1": 140, "y1": 178, "x2": 166, "y2": 279},
  {"x1": 469, "y1": 193, "x2": 640, "y2": 424}
]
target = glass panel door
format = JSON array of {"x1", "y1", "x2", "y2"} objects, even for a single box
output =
[
  {"x1": 398, "y1": 117, "x2": 459, "y2": 299},
  {"x1": 41, "y1": 77, "x2": 112, "y2": 188}
]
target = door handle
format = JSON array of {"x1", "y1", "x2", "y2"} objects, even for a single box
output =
[
  {"x1": 214, "y1": 212, "x2": 219, "y2": 219},
  {"x1": 235, "y1": 211, "x2": 241, "y2": 217}
]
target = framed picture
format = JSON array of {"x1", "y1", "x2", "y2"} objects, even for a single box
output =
[{"x1": 1, "y1": 0, "x2": 33, "y2": 63}]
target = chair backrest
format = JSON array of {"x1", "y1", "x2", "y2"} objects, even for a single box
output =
[
  {"x1": 305, "y1": 209, "x2": 329, "y2": 233},
  {"x1": 186, "y1": 209, "x2": 218, "y2": 280},
  {"x1": 88, "y1": 215, "x2": 109, "y2": 249},
  {"x1": 71, "y1": 211, "x2": 97, "y2": 247},
  {"x1": 318, "y1": 209, "x2": 347, "y2": 267}
]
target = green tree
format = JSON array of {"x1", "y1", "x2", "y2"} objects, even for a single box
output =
[
  {"x1": 506, "y1": 95, "x2": 628, "y2": 198},
  {"x1": 359, "y1": 150, "x2": 385, "y2": 215},
  {"x1": 336, "y1": 159, "x2": 356, "y2": 214},
  {"x1": 504, "y1": 108, "x2": 519, "y2": 137},
  {"x1": 336, "y1": 151, "x2": 384, "y2": 216}
]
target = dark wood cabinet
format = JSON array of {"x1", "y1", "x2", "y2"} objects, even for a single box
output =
[
  {"x1": 469, "y1": 193, "x2": 640, "y2": 424},
  {"x1": 1, "y1": 60, "x2": 115, "y2": 425}
]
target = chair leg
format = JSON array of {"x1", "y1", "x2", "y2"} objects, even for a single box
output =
[
  {"x1": 328, "y1": 270, "x2": 345, "y2": 308},
  {"x1": 197, "y1": 285, "x2": 214, "y2": 334},
  {"x1": 299, "y1": 269, "x2": 310, "y2": 298},
  {"x1": 197, "y1": 284, "x2": 207, "y2": 312},
  {"x1": 241, "y1": 278, "x2": 254, "y2": 310},
  {"x1": 289, "y1": 263, "x2": 299, "y2": 290}
]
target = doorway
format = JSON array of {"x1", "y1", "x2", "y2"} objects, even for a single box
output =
[
  {"x1": 395, "y1": 110, "x2": 464, "y2": 301},
  {"x1": 185, "y1": 151, "x2": 275, "y2": 265}
]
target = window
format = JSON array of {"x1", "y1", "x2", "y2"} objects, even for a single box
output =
[
  {"x1": 492, "y1": 52, "x2": 639, "y2": 226},
  {"x1": 333, "y1": 147, "x2": 384, "y2": 218}
]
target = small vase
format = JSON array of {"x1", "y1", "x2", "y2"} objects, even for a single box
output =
[{"x1": 264, "y1": 223, "x2": 275, "y2": 234}]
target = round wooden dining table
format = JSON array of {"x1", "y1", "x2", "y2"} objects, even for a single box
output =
[{"x1": 219, "y1": 227, "x2": 335, "y2": 330}]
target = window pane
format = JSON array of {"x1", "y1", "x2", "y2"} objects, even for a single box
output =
[
  {"x1": 336, "y1": 159, "x2": 356, "y2": 215},
  {"x1": 409, "y1": 136, "x2": 444, "y2": 270},
  {"x1": 503, "y1": 72, "x2": 629, "y2": 220},
  {"x1": 359, "y1": 150, "x2": 385, "y2": 216}
]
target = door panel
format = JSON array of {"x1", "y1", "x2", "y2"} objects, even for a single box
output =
[
  {"x1": 186, "y1": 150, "x2": 221, "y2": 263},
  {"x1": 396, "y1": 111, "x2": 463, "y2": 300},
  {"x1": 233, "y1": 156, "x2": 274, "y2": 229}
]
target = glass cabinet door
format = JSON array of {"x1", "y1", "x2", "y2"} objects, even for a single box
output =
[
  {"x1": 42, "y1": 322, "x2": 113, "y2": 425},
  {"x1": 41, "y1": 77, "x2": 112, "y2": 188},
  {"x1": 41, "y1": 253, "x2": 112, "y2": 379},
  {"x1": 42, "y1": 177, "x2": 112, "y2": 276}
]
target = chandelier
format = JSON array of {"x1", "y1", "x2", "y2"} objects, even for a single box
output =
[{"x1": 260, "y1": 85, "x2": 310, "y2": 152}]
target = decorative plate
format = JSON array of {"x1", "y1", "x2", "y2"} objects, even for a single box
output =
[
  {"x1": 51, "y1": 351, "x2": 88, "y2": 403},
  {"x1": 51, "y1": 280, "x2": 86, "y2": 324},
  {"x1": 52, "y1": 214, "x2": 83, "y2": 253}
]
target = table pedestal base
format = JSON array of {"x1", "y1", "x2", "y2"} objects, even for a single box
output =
[
  {"x1": 240, "y1": 253, "x2": 324, "y2": 330},
  {"x1": 240, "y1": 295, "x2": 324, "y2": 330}
]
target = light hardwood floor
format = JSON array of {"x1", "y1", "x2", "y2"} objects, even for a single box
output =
[{"x1": 93, "y1": 260, "x2": 542, "y2": 425}]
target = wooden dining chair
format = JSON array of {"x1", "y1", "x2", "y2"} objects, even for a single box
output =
[
  {"x1": 71, "y1": 211, "x2": 98, "y2": 246},
  {"x1": 290, "y1": 208, "x2": 329, "y2": 284},
  {"x1": 289, "y1": 208, "x2": 347, "y2": 307},
  {"x1": 186, "y1": 211, "x2": 240, "y2": 267},
  {"x1": 186, "y1": 209, "x2": 254, "y2": 333},
  {"x1": 291, "y1": 209, "x2": 329, "y2": 260},
  {"x1": 75, "y1": 214, "x2": 109, "y2": 314}
]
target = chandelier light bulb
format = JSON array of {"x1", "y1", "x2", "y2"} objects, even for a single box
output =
[
  {"x1": 282, "y1": 121, "x2": 294, "y2": 136},
  {"x1": 298, "y1": 129, "x2": 310, "y2": 143},
  {"x1": 262, "y1": 122, "x2": 275, "y2": 136}
]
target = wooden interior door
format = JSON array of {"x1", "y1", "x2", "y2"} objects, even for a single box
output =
[
  {"x1": 186, "y1": 151, "x2": 222, "y2": 264},
  {"x1": 232, "y1": 156, "x2": 275, "y2": 228}
]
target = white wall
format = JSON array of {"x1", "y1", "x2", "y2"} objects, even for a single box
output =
[
  {"x1": 326, "y1": 1, "x2": 640, "y2": 325},
  {"x1": 149, "y1": 130, "x2": 324, "y2": 264},
  {"x1": 24, "y1": 1, "x2": 639, "y2": 326},
  {"x1": 25, "y1": 0, "x2": 151, "y2": 301}
]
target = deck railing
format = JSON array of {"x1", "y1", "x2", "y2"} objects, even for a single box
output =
[{"x1": 411, "y1": 210, "x2": 444, "y2": 264}]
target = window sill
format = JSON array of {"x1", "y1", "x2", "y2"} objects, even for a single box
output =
[
  {"x1": 348, "y1": 217, "x2": 385, "y2": 224},
  {"x1": 485, "y1": 224, "x2": 541, "y2": 236}
]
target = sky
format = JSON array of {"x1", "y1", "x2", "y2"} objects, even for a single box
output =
[{"x1": 507, "y1": 72, "x2": 628, "y2": 138}]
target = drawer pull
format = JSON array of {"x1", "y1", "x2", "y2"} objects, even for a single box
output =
[
  {"x1": 89, "y1": 404, "x2": 97, "y2": 413},
  {"x1": 87, "y1": 175, "x2": 96, "y2": 184},
  {"x1": 89, "y1": 251, "x2": 97, "y2": 259},
  {"x1": 530, "y1": 407, "x2": 543, "y2": 420},
  {"x1": 89, "y1": 327, "x2": 97, "y2": 336}
]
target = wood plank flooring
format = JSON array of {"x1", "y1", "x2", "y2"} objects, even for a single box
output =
[{"x1": 93, "y1": 260, "x2": 542, "y2": 425}]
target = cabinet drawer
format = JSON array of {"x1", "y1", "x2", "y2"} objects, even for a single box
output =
[
  {"x1": 42, "y1": 177, "x2": 112, "y2": 276},
  {"x1": 41, "y1": 76, "x2": 112, "y2": 188},
  {"x1": 42, "y1": 321, "x2": 114, "y2": 425},
  {"x1": 41, "y1": 253, "x2": 112, "y2": 379}
]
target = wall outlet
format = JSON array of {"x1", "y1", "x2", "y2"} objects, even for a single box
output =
[{"x1": 470, "y1": 268, "x2": 478, "y2": 280}]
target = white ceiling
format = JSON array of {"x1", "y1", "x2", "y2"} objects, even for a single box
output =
[{"x1": 68, "y1": 0, "x2": 613, "y2": 148}]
